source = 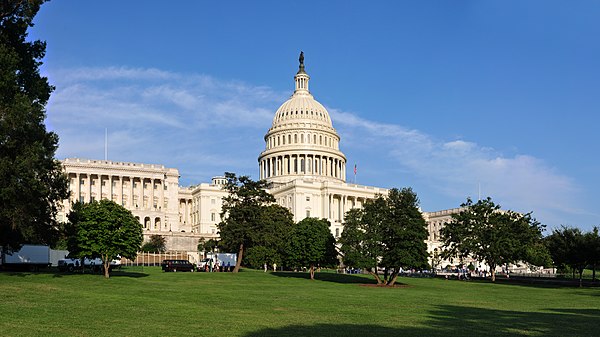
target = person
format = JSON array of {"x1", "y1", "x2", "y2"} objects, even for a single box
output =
[
  {"x1": 273, "y1": 263, "x2": 277, "y2": 272},
  {"x1": 264, "y1": 263, "x2": 267, "y2": 272},
  {"x1": 227, "y1": 261, "x2": 231, "y2": 272}
]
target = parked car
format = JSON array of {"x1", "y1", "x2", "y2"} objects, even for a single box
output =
[{"x1": 161, "y1": 259, "x2": 195, "y2": 272}]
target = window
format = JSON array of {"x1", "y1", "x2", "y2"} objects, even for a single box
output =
[
  {"x1": 211, "y1": 198, "x2": 216, "y2": 204},
  {"x1": 133, "y1": 182, "x2": 138, "y2": 188},
  {"x1": 112, "y1": 181, "x2": 117, "y2": 187},
  {"x1": 306, "y1": 196, "x2": 310, "y2": 201},
  {"x1": 335, "y1": 228, "x2": 340, "y2": 238},
  {"x1": 101, "y1": 180, "x2": 106, "y2": 186},
  {"x1": 306, "y1": 210, "x2": 310, "y2": 218},
  {"x1": 211, "y1": 213, "x2": 216, "y2": 222},
  {"x1": 164, "y1": 184, "x2": 168, "y2": 190},
  {"x1": 91, "y1": 180, "x2": 95, "y2": 186}
]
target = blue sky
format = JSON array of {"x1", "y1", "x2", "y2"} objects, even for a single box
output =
[{"x1": 30, "y1": 1, "x2": 599, "y2": 232}]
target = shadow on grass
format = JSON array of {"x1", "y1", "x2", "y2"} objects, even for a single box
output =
[
  {"x1": 50, "y1": 270, "x2": 149, "y2": 278},
  {"x1": 463, "y1": 276, "x2": 600, "y2": 289},
  {"x1": 271, "y1": 271, "x2": 379, "y2": 284},
  {"x1": 244, "y1": 305, "x2": 600, "y2": 337}
]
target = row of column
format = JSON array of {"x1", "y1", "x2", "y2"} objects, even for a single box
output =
[
  {"x1": 260, "y1": 154, "x2": 345, "y2": 180},
  {"x1": 69, "y1": 173, "x2": 166, "y2": 211},
  {"x1": 323, "y1": 193, "x2": 366, "y2": 223}
]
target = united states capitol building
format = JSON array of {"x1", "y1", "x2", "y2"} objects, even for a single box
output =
[{"x1": 57, "y1": 55, "x2": 455, "y2": 264}]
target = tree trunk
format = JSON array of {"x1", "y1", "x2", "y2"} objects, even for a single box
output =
[
  {"x1": 233, "y1": 242, "x2": 244, "y2": 273},
  {"x1": 310, "y1": 264, "x2": 315, "y2": 280},
  {"x1": 103, "y1": 259, "x2": 110, "y2": 279},
  {"x1": 387, "y1": 269, "x2": 401, "y2": 287},
  {"x1": 579, "y1": 268, "x2": 583, "y2": 288},
  {"x1": 491, "y1": 264, "x2": 496, "y2": 282},
  {"x1": 593, "y1": 264, "x2": 596, "y2": 282},
  {"x1": 369, "y1": 268, "x2": 383, "y2": 285}
]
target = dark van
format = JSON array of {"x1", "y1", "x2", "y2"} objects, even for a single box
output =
[{"x1": 161, "y1": 259, "x2": 195, "y2": 272}]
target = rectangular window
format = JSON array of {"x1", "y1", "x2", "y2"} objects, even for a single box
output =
[
  {"x1": 306, "y1": 210, "x2": 310, "y2": 218},
  {"x1": 306, "y1": 196, "x2": 310, "y2": 201},
  {"x1": 91, "y1": 180, "x2": 95, "y2": 186},
  {"x1": 211, "y1": 213, "x2": 216, "y2": 222},
  {"x1": 101, "y1": 180, "x2": 106, "y2": 186}
]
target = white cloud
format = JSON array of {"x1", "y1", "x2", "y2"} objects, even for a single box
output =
[
  {"x1": 330, "y1": 108, "x2": 583, "y2": 227},
  {"x1": 46, "y1": 65, "x2": 588, "y2": 228}
]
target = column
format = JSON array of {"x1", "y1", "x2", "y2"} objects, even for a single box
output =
[
  {"x1": 150, "y1": 178, "x2": 155, "y2": 210},
  {"x1": 129, "y1": 177, "x2": 134, "y2": 209},
  {"x1": 160, "y1": 178, "x2": 164, "y2": 211},
  {"x1": 74, "y1": 173, "x2": 80, "y2": 203},
  {"x1": 87, "y1": 174, "x2": 91, "y2": 202}
]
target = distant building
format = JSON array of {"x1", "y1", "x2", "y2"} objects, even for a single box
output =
[{"x1": 58, "y1": 54, "x2": 461, "y2": 264}]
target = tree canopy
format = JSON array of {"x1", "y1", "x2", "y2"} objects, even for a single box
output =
[
  {"x1": 339, "y1": 187, "x2": 429, "y2": 286},
  {"x1": 243, "y1": 204, "x2": 294, "y2": 269},
  {"x1": 66, "y1": 200, "x2": 142, "y2": 278},
  {"x1": 141, "y1": 234, "x2": 166, "y2": 253},
  {"x1": 217, "y1": 172, "x2": 275, "y2": 272},
  {"x1": 286, "y1": 217, "x2": 337, "y2": 280},
  {"x1": 545, "y1": 226, "x2": 599, "y2": 286},
  {"x1": 440, "y1": 197, "x2": 546, "y2": 282},
  {"x1": 0, "y1": 0, "x2": 68, "y2": 252}
]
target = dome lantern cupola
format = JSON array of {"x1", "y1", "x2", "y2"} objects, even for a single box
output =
[{"x1": 294, "y1": 51, "x2": 310, "y2": 94}]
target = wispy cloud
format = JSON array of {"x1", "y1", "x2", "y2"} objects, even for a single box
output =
[
  {"x1": 329, "y1": 108, "x2": 585, "y2": 228},
  {"x1": 46, "y1": 65, "x2": 588, "y2": 229}
]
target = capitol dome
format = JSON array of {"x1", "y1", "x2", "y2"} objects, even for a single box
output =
[{"x1": 258, "y1": 52, "x2": 347, "y2": 185}]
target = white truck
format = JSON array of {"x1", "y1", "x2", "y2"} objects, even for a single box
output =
[
  {"x1": 57, "y1": 257, "x2": 121, "y2": 273},
  {"x1": 198, "y1": 253, "x2": 237, "y2": 271},
  {"x1": 0, "y1": 245, "x2": 51, "y2": 271}
]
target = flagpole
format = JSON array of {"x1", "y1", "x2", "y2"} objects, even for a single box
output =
[{"x1": 104, "y1": 128, "x2": 108, "y2": 161}]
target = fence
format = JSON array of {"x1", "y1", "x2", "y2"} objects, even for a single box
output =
[{"x1": 120, "y1": 251, "x2": 195, "y2": 267}]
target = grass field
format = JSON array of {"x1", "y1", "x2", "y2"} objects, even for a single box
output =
[{"x1": 1, "y1": 267, "x2": 599, "y2": 337}]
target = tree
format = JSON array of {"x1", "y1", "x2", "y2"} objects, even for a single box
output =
[
  {"x1": 141, "y1": 234, "x2": 166, "y2": 253},
  {"x1": 0, "y1": 0, "x2": 69, "y2": 253},
  {"x1": 545, "y1": 226, "x2": 590, "y2": 287},
  {"x1": 67, "y1": 200, "x2": 142, "y2": 278},
  {"x1": 286, "y1": 217, "x2": 337, "y2": 280},
  {"x1": 247, "y1": 204, "x2": 294, "y2": 268},
  {"x1": 339, "y1": 188, "x2": 429, "y2": 286},
  {"x1": 586, "y1": 227, "x2": 600, "y2": 282},
  {"x1": 217, "y1": 172, "x2": 274, "y2": 273},
  {"x1": 441, "y1": 197, "x2": 545, "y2": 282}
]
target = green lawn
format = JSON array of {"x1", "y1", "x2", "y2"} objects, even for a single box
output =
[{"x1": 1, "y1": 267, "x2": 598, "y2": 337}]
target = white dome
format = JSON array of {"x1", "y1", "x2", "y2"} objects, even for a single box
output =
[
  {"x1": 272, "y1": 91, "x2": 332, "y2": 127},
  {"x1": 258, "y1": 53, "x2": 347, "y2": 185}
]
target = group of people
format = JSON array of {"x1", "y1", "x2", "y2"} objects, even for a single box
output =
[
  {"x1": 203, "y1": 261, "x2": 232, "y2": 272},
  {"x1": 263, "y1": 263, "x2": 277, "y2": 272}
]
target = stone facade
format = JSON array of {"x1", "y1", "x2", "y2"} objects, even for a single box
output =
[{"x1": 58, "y1": 55, "x2": 462, "y2": 261}]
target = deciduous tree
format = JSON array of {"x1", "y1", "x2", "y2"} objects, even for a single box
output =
[
  {"x1": 441, "y1": 197, "x2": 545, "y2": 282},
  {"x1": 339, "y1": 188, "x2": 429, "y2": 286},
  {"x1": 546, "y1": 226, "x2": 592, "y2": 287},
  {"x1": 141, "y1": 234, "x2": 166, "y2": 253},
  {"x1": 286, "y1": 218, "x2": 337, "y2": 280},
  {"x1": 67, "y1": 200, "x2": 142, "y2": 278},
  {"x1": 217, "y1": 172, "x2": 274, "y2": 273},
  {"x1": 0, "y1": 0, "x2": 68, "y2": 253}
]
